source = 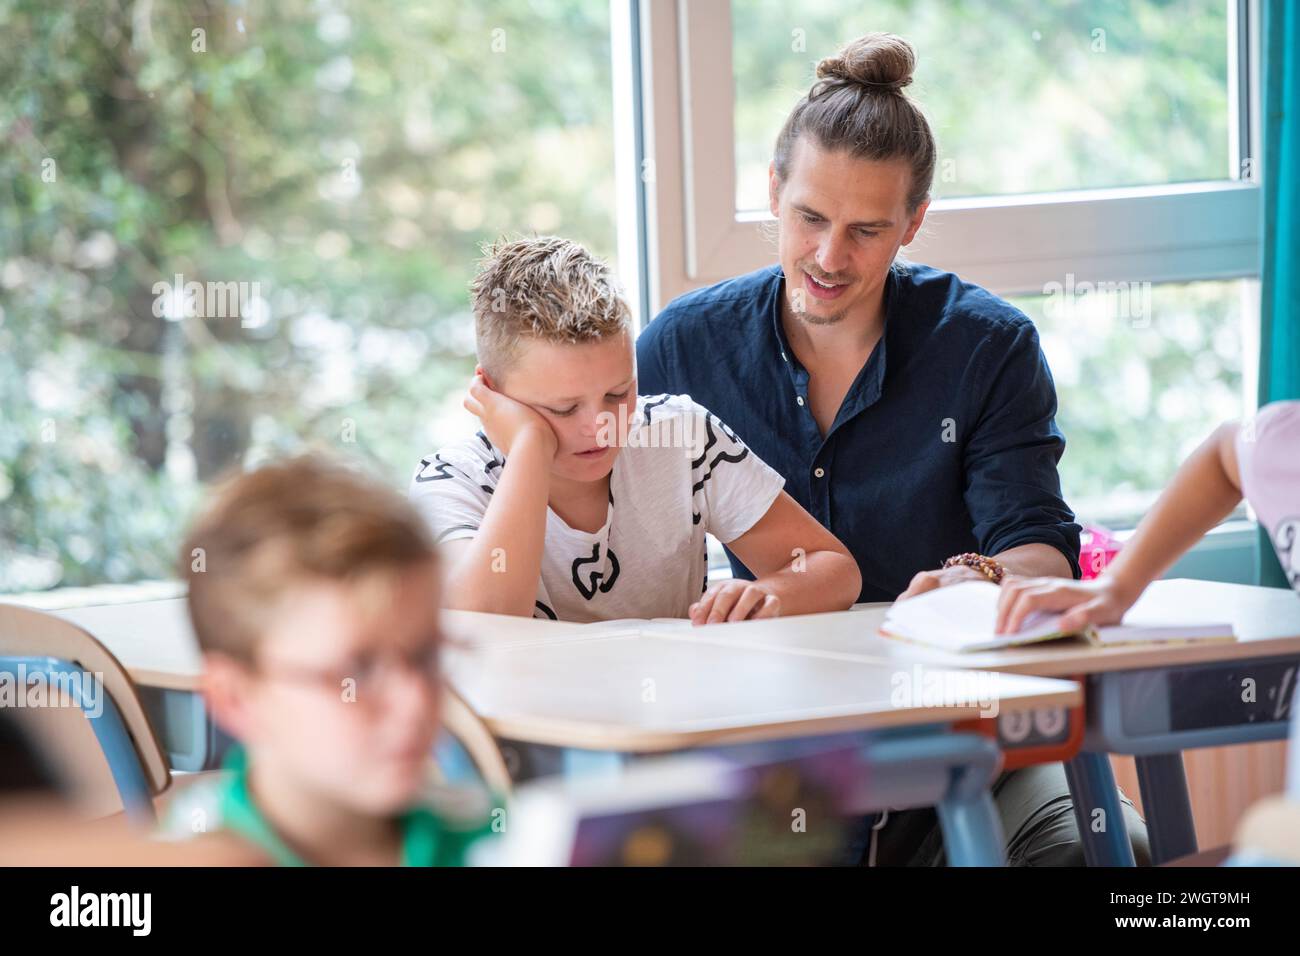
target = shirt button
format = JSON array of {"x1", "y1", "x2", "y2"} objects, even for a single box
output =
[
  {"x1": 796, "y1": 395, "x2": 805, "y2": 406},
  {"x1": 814, "y1": 467, "x2": 826, "y2": 478}
]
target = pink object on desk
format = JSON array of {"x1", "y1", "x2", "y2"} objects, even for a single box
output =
[{"x1": 1079, "y1": 525, "x2": 1122, "y2": 580}]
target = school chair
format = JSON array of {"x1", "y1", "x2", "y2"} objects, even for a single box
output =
[
  {"x1": 436, "y1": 684, "x2": 513, "y2": 795},
  {"x1": 0, "y1": 603, "x2": 171, "y2": 825}
]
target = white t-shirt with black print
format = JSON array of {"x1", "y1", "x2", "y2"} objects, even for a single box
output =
[{"x1": 409, "y1": 393, "x2": 786, "y2": 623}]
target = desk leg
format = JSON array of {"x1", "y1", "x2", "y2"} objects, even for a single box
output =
[
  {"x1": 1064, "y1": 752, "x2": 1136, "y2": 866},
  {"x1": 937, "y1": 788, "x2": 1006, "y2": 867},
  {"x1": 1134, "y1": 752, "x2": 1197, "y2": 864},
  {"x1": 870, "y1": 731, "x2": 1006, "y2": 866}
]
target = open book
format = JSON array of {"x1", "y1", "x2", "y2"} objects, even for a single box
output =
[{"x1": 881, "y1": 580, "x2": 1235, "y2": 653}]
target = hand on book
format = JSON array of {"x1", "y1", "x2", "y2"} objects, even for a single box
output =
[
  {"x1": 995, "y1": 576, "x2": 1138, "y2": 635},
  {"x1": 897, "y1": 563, "x2": 989, "y2": 601},
  {"x1": 689, "y1": 581, "x2": 780, "y2": 625}
]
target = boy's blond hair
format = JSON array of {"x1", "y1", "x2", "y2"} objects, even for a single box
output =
[
  {"x1": 180, "y1": 454, "x2": 438, "y2": 663},
  {"x1": 470, "y1": 235, "x2": 631, "y2": 380}
]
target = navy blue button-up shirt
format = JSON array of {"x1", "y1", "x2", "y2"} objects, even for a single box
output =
[{"x1": 635, "y1": 263, "x2": 1081, "y2": 603}]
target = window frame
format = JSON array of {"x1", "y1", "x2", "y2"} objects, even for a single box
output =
[
  {"x1": 636, "y1": 0, "x2": 1264, "y2": 311},
  {"x1": 627, "y1": 0, "x2": 1265, "y2": 568}
]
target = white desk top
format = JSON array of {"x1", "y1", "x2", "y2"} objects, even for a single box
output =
[
  {"x1": 14, "y1": 577, "x2": 1293, "y2": 752},
  {"x1": 440, "y1": 608, "x2": 639, "y2": 649},
  {"x1": 446, "y1": 630, "x2": 1080, "y2": 751},
  {"x1": 5, "y1": 595, "x2": 1081, "y2": 751},
  {"x1": 22, "y1": 601, "x2": 617, "y2": 692},
  {"x1": 683, "y1": 580, "x2": 1300, "y2": 678},
  {"x1": 34, "y1": 597, "x2": 202, "y2": 691}
]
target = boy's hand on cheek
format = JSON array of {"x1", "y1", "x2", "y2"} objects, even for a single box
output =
[
  {"x1": 689, "y1": 581, "x2": 781, "y2": 625},
  {"x1": 463, "y1": 373, "x2": 558, "y2": 461}
]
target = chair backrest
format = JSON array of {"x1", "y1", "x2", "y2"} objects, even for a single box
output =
[
  {"x1": 440, "y1": 684, "x2": 512, "y2": 795},
  {"x1": 0, "y1": 603, "x2": 171, "y2": 822}
]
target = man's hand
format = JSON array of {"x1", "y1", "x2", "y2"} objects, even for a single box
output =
[
  {"x1": 995, "y1": 576, "x2": 1137, "y2": 635},
  {"x1": 897, "y1": 564, "x2": 988, "y2": 601},
  {"x1": 898, "y1": 544, "x2": 1074, "y2": 602},
  {"x1": 690, "y1": 581, "x2": 780, "y2": 625},
  {"x1": 463, "y1": 370, "x2": 558, "y2": 461}
]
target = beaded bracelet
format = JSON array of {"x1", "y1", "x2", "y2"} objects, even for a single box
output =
[{"x1": 942, "y1": 552, "x2": 1006, "y2": 585}]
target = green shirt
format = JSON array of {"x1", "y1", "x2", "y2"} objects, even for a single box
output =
[{"x1": 165, "y1": 745, "x2": 495, "y2": 867}]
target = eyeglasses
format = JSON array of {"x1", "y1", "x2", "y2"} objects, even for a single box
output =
[{"x1": 257, "y1": 643, "x2": 443, "y2": 703}]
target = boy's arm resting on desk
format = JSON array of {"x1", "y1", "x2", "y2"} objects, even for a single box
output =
[
  {"x1": 694, "y1": 491, "x2": 862, "y2": 624},
  {"x1": 995, "y1": 422, "x2": 1245, "y2": 635}
]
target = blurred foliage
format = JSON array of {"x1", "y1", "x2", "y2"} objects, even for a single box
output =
[
  {"x1": 1016, "y1": 280, "x2": 1245, "y2": 523},
  {"x1": 0, "y1": 0, "x2": 616, "y2": 591},
  {"x1": 733, "y1": 0, "x2": 1231, "y2": 206},
  {"x1": 0, "y1": 1, "x2": 1244, "y2": 592}
]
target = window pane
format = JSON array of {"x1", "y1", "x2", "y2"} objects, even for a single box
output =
[
  {"x1": 1012, "y1": 279, "x2": 1249, "y2": 527},
  {"x1": 0, "y1": 1, "x2": 616, "y2": 592},
  {"x1": 734, "y1": 0, "x2": 1231, "y2": 211}
]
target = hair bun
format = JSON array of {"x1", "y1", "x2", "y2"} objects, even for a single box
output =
[{"x1": 816, "y1": 32, "x2": 915, "y2": 93}]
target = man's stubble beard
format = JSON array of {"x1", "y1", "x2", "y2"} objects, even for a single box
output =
[
  {"x1": 798, "y1": 307, "x2": 846, "y2": 327},
  {"x1": 788, "y1": 296, "x2": 847, "y2": 327}
]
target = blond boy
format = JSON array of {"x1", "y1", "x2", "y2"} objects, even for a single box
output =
[{"x1": 410, "y1": 236, "x2": 861, "y2": 624}]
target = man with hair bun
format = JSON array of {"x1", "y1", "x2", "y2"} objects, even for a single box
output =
[{"x1": 637, "y1": 32, "x2": 1150, "y2": 866}]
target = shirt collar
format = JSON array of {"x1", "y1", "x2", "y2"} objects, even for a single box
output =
[
  {"x1": 768, "y1": 263, "x2": 900, "y2": 425},
  {"x1": 217, "y1": 744, "x2": 443, "y2": 867}
]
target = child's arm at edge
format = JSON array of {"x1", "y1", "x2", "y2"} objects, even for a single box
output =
[{"x1": 995, "y1": 422, "x2": 1245, "y2": 634}]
